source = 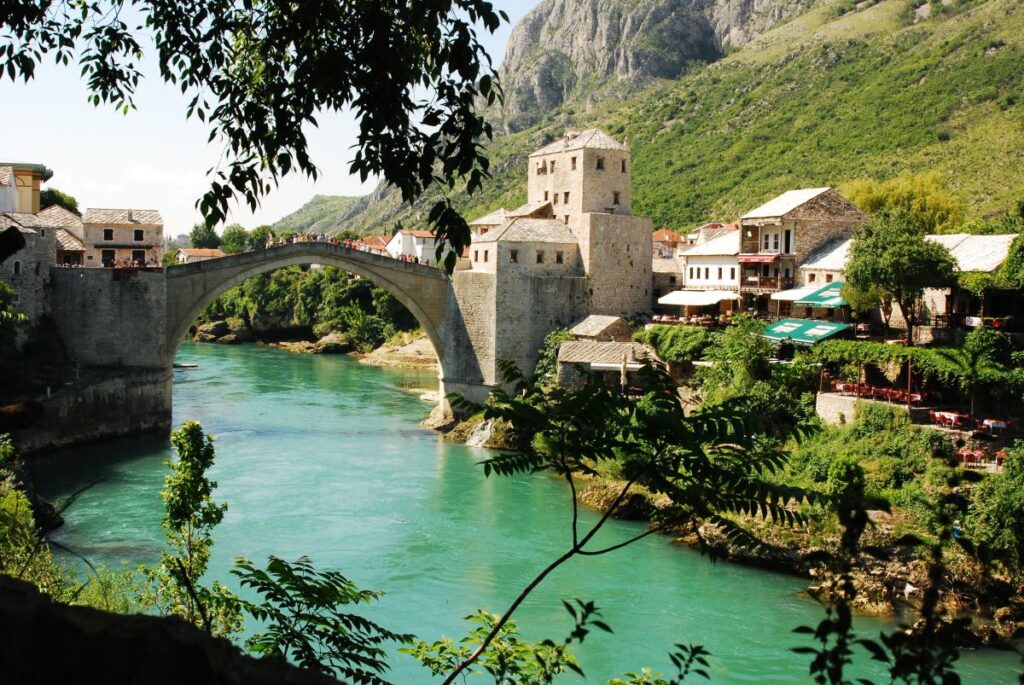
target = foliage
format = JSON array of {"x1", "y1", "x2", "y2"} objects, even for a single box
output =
[
  {"x1": 696, "y1": 315, "x2": 771, "y2": 402},
  {"x1": 0, "y1": 0, "x2": 507, "y2": 271},
  {"x1": 406, "y1": 601, "x2": 609, "y2": 685},
  {"x1": 842, "y1": 172, "x2": 965, "y2": 234},
  {"x1": 608, "y1": 645, "x2": 711, "y2": 685},
  {"x1": 203, "y1": 266, "x2": 414, "y2": 350},
  {"x1": 932, "y1": 327, "x2": 1009, "y2": 415},
  {"x1": 0, "y1": 280, "x2": 26, "y2": 349},
  {"x1": 219, "y1": 224, "x2": 250, "y2": 254},
  {"x1": 38, "y1": 187, "x2": 79, "y2": 214},
  {"x1": 633, "y1": 325, "x2": 714, "y2": 364},
  {"x1": 533, "y1": 329, "x2": 574, "y2": 385},
  {"x1": 230, "y1": 555, "x2": 409, "y2": 684},
  {"x1": 273, "y1": 195, "x2": 362, "y2": 234},
  {"x1": 845, "y1": 211, "x2": 958, "y2": 344},
  {"x1": 189, "y1": 222, "x2": 221, "y2": 249},
  {"x1": 967, "y1": 443, "x2": 1024, "y2": 576},
  {"x1": 442, "y1": 361, "x2": 820, "y2": 682},
  {"x1": 144, "y1": 421, "x2": 241, "y2": 638}
]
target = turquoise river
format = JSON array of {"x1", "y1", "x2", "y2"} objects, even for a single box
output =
[{"x1": 33, "y1": 342, "x2": 1021, "y2": 683}]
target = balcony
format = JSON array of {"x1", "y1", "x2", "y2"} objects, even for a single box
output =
[{"x1": 740, "y1": 275, "x2": 794, "y2": 292}]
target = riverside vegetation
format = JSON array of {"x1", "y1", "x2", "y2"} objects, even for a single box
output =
[{"x1": 6, "y1": 349, "x2": 1024, "y2": 682}]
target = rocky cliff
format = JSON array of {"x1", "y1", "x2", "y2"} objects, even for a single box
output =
[{"x1": 493, "y1": 0, "x2": 818, "y2": 133}]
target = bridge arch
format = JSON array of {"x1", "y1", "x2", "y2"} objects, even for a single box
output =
[{"x1": 164, "y1": 243, "x2": 452, "y2": 381}]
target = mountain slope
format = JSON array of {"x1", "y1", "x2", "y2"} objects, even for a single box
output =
[
  {"x1": 301, "y1": 0, "x2": 1024, "y2": 234},
  {"x1": 271, "y1": 195, "x2": 361, "y2": 234}
]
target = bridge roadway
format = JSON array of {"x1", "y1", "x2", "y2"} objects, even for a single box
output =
[{"x1": 164, "y1": 242, "x2": 462, "y2": 402}]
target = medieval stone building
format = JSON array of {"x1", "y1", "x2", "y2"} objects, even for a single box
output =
[{"x1": 442, "y1": 130, "x2": 652, "y2": 400}]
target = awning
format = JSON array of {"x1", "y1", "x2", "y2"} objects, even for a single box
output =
[
  {"x1": 658, "y1": 290, "x2": 740, "y2": 307},
  {"x1": 737, "y1": 253, "x2": 780, "y2": 264},
  {"x1": 762, "y1": 318, "x2": 851, "y2": 345},
  {"x1": 795, "y1": 282, "x2": 847, "y2": 308},
  {"x1": 770, "y1": 286, "x2": 819, "y2": 302}
]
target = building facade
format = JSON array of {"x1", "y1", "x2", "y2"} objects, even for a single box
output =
[
  {"x1": 449, "y1": 129, "x2": 653, "y2": 391},
  {"x1": 736, "y1": 188, "x2": 867, "y2": 309},
  {"x1": 386, "y1": 229, "x2": 439, "y2": 265}
]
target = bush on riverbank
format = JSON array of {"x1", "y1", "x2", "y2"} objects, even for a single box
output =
[{"x1": 197, "y1": 266, "x2": 418, "y2": 352}]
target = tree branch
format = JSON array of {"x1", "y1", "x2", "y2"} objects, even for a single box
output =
[{"x1": 578, "y1": 526, "x2": 661, "y2": 556}]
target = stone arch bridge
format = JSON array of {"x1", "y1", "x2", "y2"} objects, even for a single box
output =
[{"x1": 164, "y1": 242, "x2": 485, "y2": 412}]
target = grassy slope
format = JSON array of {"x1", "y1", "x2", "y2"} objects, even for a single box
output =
[
  {"x1": 335, "y1": 0, "x2": 1024, "y2": 233},
  {"x1": 271, "y1": 194, "x2": 361, "y2": 234}
]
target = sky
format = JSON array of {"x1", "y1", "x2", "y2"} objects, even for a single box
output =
[{"x1": 0, "y1": 2, "x2": 536, "y2": 237}]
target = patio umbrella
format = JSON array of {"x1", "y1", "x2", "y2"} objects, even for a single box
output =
[{"x1": 621, "y1": 352, "x2": 629, "y2": 391}]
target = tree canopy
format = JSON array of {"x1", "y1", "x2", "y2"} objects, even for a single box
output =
[
  {"x1": 845, "y1": 211, "x2": 957, "y2": 344},
  {"x1": 218, "y1": 224, "x2": 249, "y2": 254},
  {"x1": 189, "y1": 223, "x2": 221, "y2": 249},
  {"x1": 0, "y1": 0, "x2": 506, "y2": 271},
  {"x1": 841, "y1": 172, "x2": 965, "y2": 234},
  {"x1": 39, "y1": 188, "x2": 79, "y2": 215}
]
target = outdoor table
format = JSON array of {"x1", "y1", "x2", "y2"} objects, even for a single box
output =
[{"x1": 982, "y1": 418, "x2": 1007, "y2": 431}]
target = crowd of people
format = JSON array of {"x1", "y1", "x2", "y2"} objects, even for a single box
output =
[{"x1": 261, "y1": 231, "x2": 426, "y2": 264}]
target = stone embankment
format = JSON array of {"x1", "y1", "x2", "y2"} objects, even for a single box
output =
[{"x1": 355, "y1": 331, "x2": 438, "y2": 370}]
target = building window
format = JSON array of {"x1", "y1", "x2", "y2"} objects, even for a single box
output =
[
  {"x1": 689, "y1": 267, "x2": 694, "y2": 279},
  {"x1": 718, "y1": 267, "x2": 723, "y2": 280},
  {"x1": 762, "y1": 233, "x2": 769, "y2": 250},
  {"x1": 40, "y1": 229, "x2": 46, "y2": 238},
  {"x1": 730, "y1": 267, "x2": 736, "y2": 280},
  {"x1": 621, "y1": 160, "x2": 626, "y2": 173},
  {"x1": 12, "y1": 261, "x2": 20, "y2": 275},
  {"x1": 132, "y1": 250, "x2": 146, "y2": 263},
  {"x1": 555, "y1": 251, "x2": 564, "y2": 264},
  {"x1": 509, "y1": 249, "x2": 518, "y2": 263},
  {"x1": 134, "y1": 229, "x2": 144, "y2": 241},
  {"x1": 103, "y1": 228, "x2": 114, "y2": 241},
  {"x1": 474, "y1": 250, "x2": 478, "y2": 262},
  {"x1": 704, "y1": 267, "x2": 709, "y2": 279},
  {"x1": 102, "y1": 249, "x2": 115, "y2": 266},
  {"x1": 571, "y1": 156, "x2": 577, "y2": 170},
  {"x1": 536, "y1": 251, "x2": 545, "y2": 264},
  {"x1": 553, "y1": 193, "x2": 559, "y2": 205},
  {"x1": 613, "y1": 191, "x2": 620, "y2": 205},
  {"x1": 596, "y1": 157, "x2": 605, "y2": 171},
  {"x1": 773, "y1": 234, "x2": 779, "y2": 250},
  {"x1": 826, "y1": 273, "x2": 833, "y2": 283},
  {"x1": 544, "y1": 191, "x2": 549, "y2": 201},
  {"x1": 563, "y1": 192, "x2": 569, "y2": 204},
  {"x1": 484, "y1": 250, "x2": 489, "y2": 262},
  {"x1": 550, "y1": 160, "x2": 556, "y2": 171},
  {"x1": 808, "y1": 273, "x2": 816, "y2": 283},
  {"x1": 669, "y1": 276, "x2": 676, "y2": 284},
  {"x1": 564, "y1": 215, "x2": 569, "y2": 224}
]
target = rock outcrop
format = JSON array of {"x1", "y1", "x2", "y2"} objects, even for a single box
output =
[
  {"x1": 493, "y1": 0, "x2": 818, "y2": 133},
  {"x1": 0, "y1": 576, "x2": 338, "y2": 685}
]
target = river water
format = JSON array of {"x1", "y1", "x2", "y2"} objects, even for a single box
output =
[{"x1": 32, "y1": 342, "x2": 1020, "y2": 683}]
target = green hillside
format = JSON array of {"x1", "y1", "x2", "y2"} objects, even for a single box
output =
[
  {"x1": 319, "y1": 0, "x2": 1024, "y2": 233},
  {"x1": 271, "y1": 194, "x2": 362, "y2": 234}
]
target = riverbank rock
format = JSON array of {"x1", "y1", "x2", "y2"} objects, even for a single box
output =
[
  {"x1": 358, "y1": 331, "x2": 438, "y2": 370},
  {"x1": 271, "y1": 340, "x2": 318, "y2": 354},
  {"x1": 314, "y1": 331, "x2": 351, "y2": 354},
  {"x1": 192, "y1": 319, "x2": 253, "y2": 344}
]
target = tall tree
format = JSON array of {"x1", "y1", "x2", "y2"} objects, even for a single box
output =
[
  {"x1": 219, "y1": 223, "x2": 249, "y2": 254},
  {"x1": 845, "y1": 211, "x2": 957, "y2": 346},
  {"x1": 842, "y1": 172, "x2": 965, "y2": 234},
  {"x1": 39, "y1": 188, "x2": 79, "y2": 215},
  {"x1": 189, "y1": 223, "x2": 221, "y2": 249},
  {"x1": 0, "y1": 1, "x2": 505, "y2": 271}
]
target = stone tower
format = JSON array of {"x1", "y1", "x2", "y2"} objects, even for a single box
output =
[{"x1": 444, "y1": 129, "x2": 652, "y2": 403}]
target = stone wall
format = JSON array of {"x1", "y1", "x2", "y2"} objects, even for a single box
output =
[
  {"x1": 10, "y1": 368, "x2": 171, "y2": 455},
  {"x1": 0, "y1": 229, "x2": 54, "y2": 326},
  {"x1": 527, "y1": 145, "x2": 631, "y2": 218},
  {"x1": 494, "y1": 273, "x2": 589, "y2": 382},
  {"x1": 578, "y1": 212, "x2": 653, "y2": 316},
  {"x1": 50, "y1": 267, "x2": 169, "y2": 369},
  {"x1": 814, "y1": 392, "x2": 859, "y2": 425},
  {"x1": 444, "y1": 270, "x2": 497, "y2": 388}
]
